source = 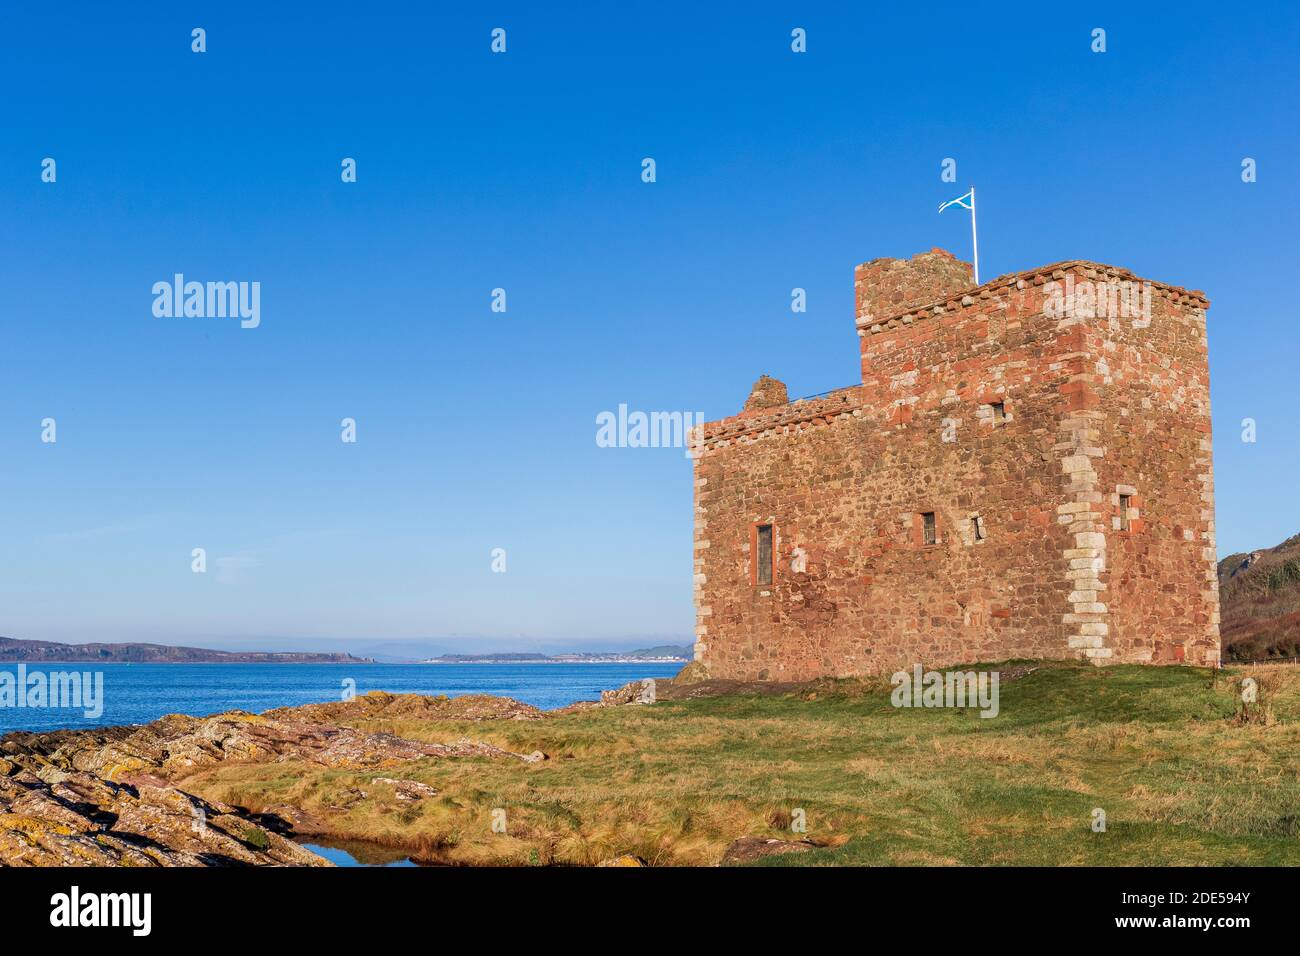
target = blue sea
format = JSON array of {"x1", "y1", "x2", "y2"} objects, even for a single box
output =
[{"x1": 0, "y1": 662, "x2": 684, "y2": 734}]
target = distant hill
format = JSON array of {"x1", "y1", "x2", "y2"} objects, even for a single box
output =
[
  {"x1": 1218, "y1": 533, "x2": 1300, "y2": 660},
  {"x1": 0, "y1": 636, "x2": 370, "y2": 664},
  {"x1": 426, "y1": 644, "x2": 693, "y2": 663}
]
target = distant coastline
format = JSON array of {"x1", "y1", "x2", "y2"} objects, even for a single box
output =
[
  {"x1": 0, "y1": 637, "x2": 370, "y2": 665},
  {"x1": 0, "y1": 636, "x2": 693, "y2": 666}
]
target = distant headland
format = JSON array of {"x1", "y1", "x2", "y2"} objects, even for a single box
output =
[{"x1": 0, "y1": 636, "x2": 370, "y2": 664}]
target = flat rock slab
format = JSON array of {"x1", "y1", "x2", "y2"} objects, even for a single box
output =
[{"x1": 0, "y1": 769, "x2": 330, "y2": 867}]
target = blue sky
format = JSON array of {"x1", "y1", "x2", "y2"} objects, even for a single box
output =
[{"x1": 1, "y1": 2, "x2": 1296, "y2": 654}]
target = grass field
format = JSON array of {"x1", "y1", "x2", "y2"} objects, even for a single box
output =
[{"x1": 179, "y1": 661, "x2": 1300, "y2": 866}]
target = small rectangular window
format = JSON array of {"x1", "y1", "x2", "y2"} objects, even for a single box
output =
[
  {"x1": 972, "y1": 516, "x2": 985, "y2": 541},
  {"x1": 1119, "y1": 494, "x2": 1132, "y2": 532},
  {"x1": 991, "y1": 402, "x2": 1006, "y2": 424},
  {"x1": 922, "y1": 512, "x2": 937, "y2": 546},
  {"x1": 756, "y1": 524, "x2": 773, "y2": 585}
]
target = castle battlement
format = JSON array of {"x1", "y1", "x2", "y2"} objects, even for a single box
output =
[{"x1": 856, "y1": 253, "x2": 1208, "y2": 336}]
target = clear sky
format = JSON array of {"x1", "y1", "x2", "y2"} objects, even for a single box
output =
[{"x1": 1, "y1": 2, "x2": 1296, "y2": 655}]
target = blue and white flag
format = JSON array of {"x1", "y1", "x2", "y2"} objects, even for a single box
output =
[
  {"x1": 937, "y1": 186, "x2": 980, "y2": 283},
  {"x1": 938, "y1": 190, "x2": 973, "y2": 213}
]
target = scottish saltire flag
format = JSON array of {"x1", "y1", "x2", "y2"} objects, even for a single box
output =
[
  {"x1": 937, "y1": 186, "x2": 980, "y2": 283},
  {"x1": 938, "y1": 190, "x2": 973, "y2": 213}
]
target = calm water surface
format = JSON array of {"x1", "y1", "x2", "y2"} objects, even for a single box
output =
[{"x1": 297, "y1": 838, "x2": 418, "y2": 867}]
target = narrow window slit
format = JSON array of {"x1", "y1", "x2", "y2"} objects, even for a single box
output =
[
  {"x1": 922, "y1": 512, "x2": 937, "y2": 546},
  {"x1": 756, "y1": 524, "x2": 774, "y2": 585}
]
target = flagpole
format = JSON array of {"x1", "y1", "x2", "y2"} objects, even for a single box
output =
[{"x1": 970, "y1": 185, "x2": 980, "y2": 284}]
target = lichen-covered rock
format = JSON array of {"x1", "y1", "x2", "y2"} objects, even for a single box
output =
[
  {"x1": 0, "y1": 693, "x2": 553, "y2": 867},
  {"x1": 369, "y1": 777, "x2": 439, "y2": 800},
  {"x1": 0, "y1": 769, "x2": 329, "y2": 867},
  {"x1": 265, "y1": 691, "x2": 544, "y2": 723},
  {"x1": 599, "y1": 679, "x2": 656, "y2": 705},
  {"x1": 1, "y1": 713, "x2": 547, "y2": 783}
]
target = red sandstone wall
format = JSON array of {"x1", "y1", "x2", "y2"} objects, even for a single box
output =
[
  {"x1": 693, "y1": 257, "x2": 1220, "y2": 679},
  {"x1": 1083, "y1": 270, "x2": 1219, "y2": 665},
  {"x1": 696, "y1": 279, "x2": 1075, "y2": 679}
]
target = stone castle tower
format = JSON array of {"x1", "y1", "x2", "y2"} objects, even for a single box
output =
[{"x1": 692, "y1": 249, "x2": 1219, "y2": 680}]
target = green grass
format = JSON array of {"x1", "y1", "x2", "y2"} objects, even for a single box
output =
[{"x1": 181, "y1": 661, "x2": 1300, "y2": 866}]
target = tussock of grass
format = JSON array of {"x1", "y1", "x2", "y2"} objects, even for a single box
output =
[{"x1": 179, "y1": 662, "x2": 1300, "y2": 866}]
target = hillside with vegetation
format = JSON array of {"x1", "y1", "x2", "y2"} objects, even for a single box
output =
[{"x1": 1219, "y1": 533, "x2": 1300, "y2": 661}]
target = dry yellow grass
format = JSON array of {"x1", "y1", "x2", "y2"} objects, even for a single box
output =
[{"x1": 180, "y1": 661, "x2": 1300, "y2": 866}]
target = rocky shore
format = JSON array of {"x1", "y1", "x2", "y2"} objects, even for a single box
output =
[
  {"x1": 0, "y1": 671, "x2": 865, "y2": 867},
  {"x1": 0, "y1": 690, "x2": 559, "y2": 867}
]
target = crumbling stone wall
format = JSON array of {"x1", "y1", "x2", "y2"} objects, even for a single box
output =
[
  {"x1": 743, "y1": 375, "x2": 789, "y2": 412},
  {"x1": 692, "y1": 252, "x2": 1219, "y2": 679}
]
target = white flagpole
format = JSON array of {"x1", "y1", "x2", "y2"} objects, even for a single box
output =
[{"x1": 969, "y1": 185, "x2": 980, "y2": 284}]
